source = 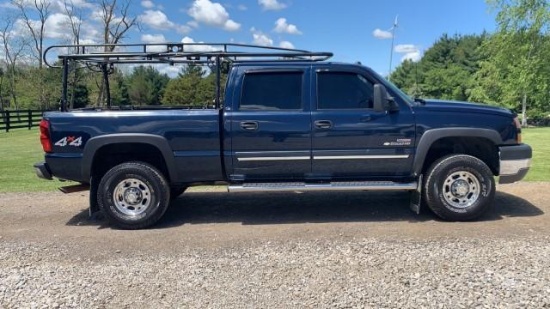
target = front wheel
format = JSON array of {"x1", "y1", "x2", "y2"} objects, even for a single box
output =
[
  {"x1": 424, "y1": 154, "x2": 495, "y2": 221},
  {"x1": 97, "y1": 162, "x2": 170, "y2": 229}
]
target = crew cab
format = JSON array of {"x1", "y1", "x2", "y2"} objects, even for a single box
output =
[{"x1": 35, "y1": 43, "x2": 532, "y2": 229}]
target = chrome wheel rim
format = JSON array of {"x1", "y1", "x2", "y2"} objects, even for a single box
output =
[
  {"x1": 442, "y1": 171, "x2": 480, "y2": 209},
  {"x1": 113, "y1": 178, "x2": 151, "y2": 216}
]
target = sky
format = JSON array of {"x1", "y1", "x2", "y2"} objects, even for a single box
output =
[{"x1": 1, "y1": 0, "x2": 498, "y2": 76}]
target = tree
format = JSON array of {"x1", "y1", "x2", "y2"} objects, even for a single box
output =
[
  {"x1": 390, "y1": 34, "x2": 487, "y2": 101},
  {"x1": 12, "y1": 0, "x2": 50, "y2": 69},
  {"x1": 62, "y1": 0, "x2": 83, "y2": 46},
  {"x1": 12, "y1": 0, "x2": 54, "y2": 109},
  {"x1": 0, "y1": 68, "x2": 7, "y2": 110},
  {"x1": 389, "y1": 59, "x2": 422, "y2": 97},
  {"x1": 61, "y1": 0, "x2": 89, "y2": 109},
  {"x1": 71, "y1": 83, "x2": 90, "y2": 109},
  {"x1": 471, "y1": 0, "x2": 550, "y2": 125},
  {"x1": 162, "y1": 65, "x2": 219, "y2": 107},
  {"x1": 95, "y1": 0, "x2": 139, "y2": 106},
  {"x1": 98, "y1": 0, "x2": 138, "y2": 51},
  {"x1": 0, "y1": 15, "x2": 29, "y2": 110},
  {"x1": 126, "y1": 66, "x2": 169, "y2": 106}
]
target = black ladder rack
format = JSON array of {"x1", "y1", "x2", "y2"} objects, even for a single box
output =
[
  {"x1": 43, "y1": 42, "x2": 333, "y2": 67},
  {"x1": 44, "y1": 42, "x2": 333, "y2": 112}
]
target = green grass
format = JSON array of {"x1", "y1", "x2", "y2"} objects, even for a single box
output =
[
  {"x1": 0, "y1": 129, "x2": 75, "y2": 192},
  {"x1": 0, "y1": 127, "x2": 548, "y2": 193},
  {"x1": 522, "y1": 127, "x2": 550, "y2": 181}
]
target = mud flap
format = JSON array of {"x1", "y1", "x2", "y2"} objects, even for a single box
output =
[
  {"x1": 409, "y1": 175, "x2": 422, "y2": 215},
  {"x1": 89, "y1": 176, "x2": 100, "y2": 216}
]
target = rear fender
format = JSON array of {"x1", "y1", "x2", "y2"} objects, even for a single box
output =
[{"x1": 81, "y1": 133, "x2": 177, "y2": 181}]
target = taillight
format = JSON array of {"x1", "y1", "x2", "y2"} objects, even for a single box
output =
[
  {"x1": 39, "y1": 119, "x2": 52, "y2": 153},
  {"x1": 513, "y1": 116, "x2": 522, "y2": 143}
]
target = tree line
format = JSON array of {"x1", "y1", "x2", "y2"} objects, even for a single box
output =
[
  {"x1": 0, "y1": 0, "x2": 227, "y2": 111},
  {"x1": 390, "y1": 0, "x2": 550, "y2": 125},
  {"x1": 1, "y1": 0, "x2": 548, "y2": 126}
]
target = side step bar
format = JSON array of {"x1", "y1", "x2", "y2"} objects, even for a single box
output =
[{"x1": 228, "y1": 181, "x2": 418, "y2": 193}]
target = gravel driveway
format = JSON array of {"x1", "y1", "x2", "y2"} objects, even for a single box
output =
[{"x1": 1, "y1": 182, "x2": 549, "y2": 308}]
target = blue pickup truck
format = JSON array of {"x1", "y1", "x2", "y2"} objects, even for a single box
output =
[{"x1": 35, "y1": 43, "x2": 532, "y2": 229}]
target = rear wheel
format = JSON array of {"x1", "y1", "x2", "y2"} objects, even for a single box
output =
[
  {"x1": 424, "y1": 154, "x2": 495, "y2": 221},
  {"x1": 97, "y1": 161, "x2": 170, "y2": 229}
]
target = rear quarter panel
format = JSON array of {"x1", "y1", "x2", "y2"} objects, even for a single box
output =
[{"x1": 44, "y1": 109, "x2": 223, "y2": 183}]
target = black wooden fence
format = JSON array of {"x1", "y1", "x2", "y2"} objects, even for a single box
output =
[{"x1": 0, "y1": 110, "x2": 47, "y2": 132}]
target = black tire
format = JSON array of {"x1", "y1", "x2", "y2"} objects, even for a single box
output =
[
  {"x1": 170, "y1": 186, "x2": 187, "y2": 200},
  {"x1": 97, "y1": 161, "x2": 170, "y2": 229},
  {"x1": 424, "y1": 154, "x2": 495, "y2": 221}
]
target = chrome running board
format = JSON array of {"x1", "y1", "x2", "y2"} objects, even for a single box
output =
[{"x1": 228, "y1": 181, "x2": 418, "y2": 193}]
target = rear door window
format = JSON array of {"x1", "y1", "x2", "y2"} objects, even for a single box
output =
[{"x1": 240, "y1": 72, "x2": 303, "y2": 110}]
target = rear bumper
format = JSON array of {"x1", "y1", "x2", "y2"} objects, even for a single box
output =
[
  {"x1": 499, "y1": 144, "x2": 532, "y2": 184},
  {"x1": 34, "y1": 162, "x2": 53, "y2": 180}
]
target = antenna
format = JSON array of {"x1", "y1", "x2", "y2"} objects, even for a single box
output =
[{"x1": 388, "y1": 15, "x2": 398, "y2": 81}]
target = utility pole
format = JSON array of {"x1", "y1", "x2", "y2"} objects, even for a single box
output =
[{"x1": 388, "y1": 15, "x2": 398, "y2": 81}]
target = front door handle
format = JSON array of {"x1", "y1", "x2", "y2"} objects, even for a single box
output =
[
  {"x1": 314, "y1": 120, "x2": 333, "y2": 129},
  {"x1": 240, "y1": 121, "x2": 259, "y2": 131}
]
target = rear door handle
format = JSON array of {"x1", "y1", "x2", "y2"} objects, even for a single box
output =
[
  {"x1": 314, "y1": 120, "x2": 333, "y2": 129},
  {"x1": 360, "y1": 115, "x2": 372, "y2": 122},
  {"x1": 240, "y1": 121, "x2": 259, "y2": 131}
]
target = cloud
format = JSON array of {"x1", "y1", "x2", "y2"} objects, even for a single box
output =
[
  {"x1": 78, "y1": 38, "x2": 98, "y2": 45},
  {"x1": 13, "y1": 12, "x2": 85, "y2": 41},
  {"x1": 43, "y1": 13, "x2": 76, "y2": 40},
  {"x1": 279, "y1": 40, "x2": 294, "y2": 49},
  {"x1": 0, "y1": 1, "x2": 16, "y2": 9},
  {"x1": 250, "y1": 28, "x2": 273, "y2": 46},
  {"x1": 140, "y1": 10, "x2": 172, "y2": 30},
  {"x1": 187, "y1": 20, "x2": 199, "y2": 28},
  {"x1": 11, "y1": 0, "x2": 94, "y2": 12},
  {"x1": 394, "y1": 44, "x2": 422, "y2": 62},
  {"x1": 141, "y1": 34, "x2": 167, "y2": 52},
  {"x1": 402, "y1": 51, "x2": 422, "y2": 62},
  {"x1": 258, "y1": 0, "x2": 286, "y2": 10},
  {"x1": 273, "y1": 18, "x2": 301, "y2": 35},
  {"x1": 373, "y1": 28, "x2": 393, "y2": 39},
  {"x1": 181, "y1": 36, "x2": 219, "y2": 52},
  {"x1": 140, "y1": 10, "x2": 191, "y2": 34},
  {"x1": 141, "y1": 0, "x2": 155, "y2": 9},
  {"x1": 53, "y1": 0, "x2": 94, "y2": 10},
  {"x1": 237, "y1": 4, "x2": 247, "y2": 11},
  {"x1": 394, "y1": 44, "x2": 417, "y2": 53},
  {"x1": 188, "y1": 0, "x2": 241, "y2": 32},
  {"x1": 142, "y1": 33, "x2": 166, "y2": 43},
  {"x1": 223, "y1": 19, "x2": 240, "y2": 31},
  {"x1": 22, "y1": 0, "x2": 93, "y2": 13},
  {"x1": 157, "y1": 65, "x2": 181, "y2": 78}
]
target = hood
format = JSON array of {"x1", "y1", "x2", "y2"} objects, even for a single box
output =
[{"x1": 415, "y1": 99, "x2": 514, "y2": 117}]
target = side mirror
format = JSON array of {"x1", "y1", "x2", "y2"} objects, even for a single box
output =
[{"x1": 373, "y1": 84, "x2": 399, "y2": 112}]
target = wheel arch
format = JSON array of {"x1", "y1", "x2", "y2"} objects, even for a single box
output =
[
  {"x1": 82, "y1": 134, "x2": 177, "y2": 183},
  {"x1": 413, "y1": 128, "x2": 502, "y2": 176}
]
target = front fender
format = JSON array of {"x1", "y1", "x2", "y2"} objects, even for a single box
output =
[{"x1": 412, "y1": 128, "x2": 502, "y2": 175}]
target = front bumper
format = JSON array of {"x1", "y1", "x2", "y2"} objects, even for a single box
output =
[
  {"x1": 499, "y1": 144, "x2": 532, "y2": 184},
  {"x1": 34, "y1": 162, "x2": 53, "y2": 180}
]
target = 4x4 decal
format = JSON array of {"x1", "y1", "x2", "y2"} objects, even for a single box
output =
[{"x1": 55, "y1": 136, "x2": 83, "y2": 147}]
